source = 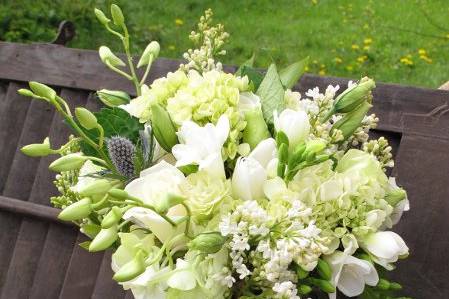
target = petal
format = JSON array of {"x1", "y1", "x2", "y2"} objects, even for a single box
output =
[
  {"x1": 199, "y1": 152, "x2": 225, "y2": 179},
  {"x1": 167, "y1": 270, "x2": 197, "y2": 291},
  {"x1": 215, "y1": 115, "x2": 230, "y2": 145},
  {"x1": 249, "y1": 138, "x2": 276, "y2": 168},
  {"x1": 364, "y1": 231, "x2": 402, "y2": 259},
  {"x1": 338, "y1": 266, "x2": 366, "y2": 297},
  {"x1": 263, "y1": 177, "x2": 287, "y2": 200}
]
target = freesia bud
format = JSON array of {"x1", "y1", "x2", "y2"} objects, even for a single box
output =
[
  {"x1": 296, "y1": 265, "x2": 309, "y2": 279},
  {"x1": 21, "y1": 137, "x2": 53, "y2": 157},
  {"x1": 108, "y1": 188, "x2": 129, "y2": 200},
  {"x1": 78, "y1": 179, "x2": 114, "y2": 197},
  {"x1": 29, "y1": 81, "x2": 56, "y2": 101},
  {"x1": 97, "y1": 89, "x2": 130, "y2": 107},
  {"x1": 390, "y1": 282, "x2": 402, "y2": 290},
  {"x1": 18, "y1": 88, "x2": 35, "y2": 97},
  {"x1": 89, "y1": 225, "x2": 118, "y2": 252},
  {"x1": 49, "y1": 153, "x2": 87, "y2": 172},
  {"x1": 75, "y1": 107, "x2": 98, "y2": 130},
  {"x1": 150, "y1": 104, "x2": 178, "y2": 152},
  {"x1": 58, "y1": 198, "x2": 92, "y2": 221},
  {"x1": 298, "y1": 285, "x2": 312, "y2": 295},
  {"x1": 317, "y1": 258, "x2": 332, "y2": 281},
  {"x1": 110, "y1": 4, "x2": 125, "y2": 26},
  {"x1": 99, "y1": 46, "x2": 125, "y2": 67},
  {"x1": 385, "y1": 188, "x2": 407, "y2": 207},
  {"x1": 331, "y1": 101, "x2": 372, "y2": 140},
  {"x1": 377, "y1": 279, "x2": 390, "y2": 290},
  {"x1": 94, "y1": 8, "x2": 110, "y2": 25},
  {"x1": 156, "y1": 193, "x2": 186, "y2": 214},
  {"x1": 188, "y1": 232, "x2": 227, "y2": 254},
  {"x1": 275, "y1": 131, "x2": 289, "y2": 148},
  {"x1": 308, "y1": 278, "x2": 336, "y2": 293},
  {"x1": 137, "y1": 41, "x2": 160, "y2": 68},
  {"x1": 101, "y1": 206, "x2": 123, "y2": 228},
  {"x1": 305, "y1": 139, "x2": 326, "y2": 156},
  {"x1": 242, "y1": 108, "x2": 271, "y2": 149},
  {"x1": 113, "y1": 249, "x2": 146, "y2": 282},
  {"x1": 334, "y1": 77, "x2": 375, "y2": 113},
  {"x1": 274, "y1": 109, "x2": 310, "y2": 149}
]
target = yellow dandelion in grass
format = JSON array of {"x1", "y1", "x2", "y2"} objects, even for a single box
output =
[
  {"x1": 400, "y1": 57, "x2": 413, "y2": 66},
  {"x1": 319, "y1": 69, "x2": 326, "y2": 76},
  {"x1": 419, "y1": 55, "x2": 433, "y2": 63},
  {"x1": 363, "y1": 45, "x2": 370, "y2": 51},
  {"x1": 351, "y1": 44, "x2": 360, "y2": 50},
  {"x1": 357, "y1": 55, "x2": 368, "y2": 63},
  {"x1": 346, "y1": 65, "x2": 354, "y2": 71},
  {"x1": 418, "y1": 49, "x2": 427, "y2": 56},
  {"x1": 446, "y1": 33, "x2": 449, "y2": 39},
  {"x1": 334, "y1": 57, "x2": 343, "y2": 64},
  {"x1": 311, "y1": 0, "x2": 318, "y2": 5},
  {"x1": 363, "y1": 23, "x2": 370, "y2": 30},
  {"x1": 168, "y1": 45, "x2": 176, "y2": 50},
  {"x1": 175, "y1": 19, "x2": 184, "y2": 26},
  {"x1": 364, "y1": 38, "x2": 373, "y2": 45},
  {"x1": 305, "y1": 66, "x2": 310, "y2": 72}
]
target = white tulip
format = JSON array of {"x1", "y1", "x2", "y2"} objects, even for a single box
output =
[
  {"x1": 172, "y1": 115, "x2": 229, "y2": 178},
  {"x1": 123, "y1": 161, "x2": 187, "y2": 244},
  {"x1": 325, "y1": 251, "x2": 378, "y2": 298},
  {"x1": 359, "y1": 231, "x2": 409, "y2": 270},
  {"x1": 273, "y1": 109, "x2": 310, "y2": 148},
  {"x1": 232, "y1": 138, "x2": 277, "y2": 201}
]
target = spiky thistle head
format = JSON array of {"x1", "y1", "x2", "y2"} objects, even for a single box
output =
[{"x1": 106, "y1": 136, "x2": 135, "y2": 178}]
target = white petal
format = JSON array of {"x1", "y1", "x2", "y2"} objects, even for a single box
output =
[
  {"x1": 249, "y1": 138, "x2": 276, "y2": 168},
  {"x1": 364, "y1": 231, "x2": 402, "y2": 259},
  {"x1": 338, "y1": 265, "x2": 366, "y2": 297},
  {"x1": 263, "y1": 177, "x2": 287, "y2": 200},
  {"x1": 199, "y1": 152, "x2": 225, "y2": 179},
  {"x1": 167, "y1": 270, "x2": 196, "y2": 291}
]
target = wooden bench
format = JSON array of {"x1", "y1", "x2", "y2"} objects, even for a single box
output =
[{"x1": 0, "y1": 38, "x2": 448, "y2": 298}]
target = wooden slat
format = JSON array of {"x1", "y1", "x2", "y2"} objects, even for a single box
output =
[{"x1": 91, "y1": 251, "x2": 126, "y2": 299}]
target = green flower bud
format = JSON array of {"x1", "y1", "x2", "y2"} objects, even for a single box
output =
[
  {"x1": 188, "y1": 232, "x2": 227, "y2": 254},
  {"x1": 29, "y1": 81, "x2": 56, "y2": 101},
  {"x1": 113, "y1": 249, "x2": 147, "y2": 282},
  {"x1": 78, "y1": 179, "x2": 113, "y2": 197},
  {"x1": 58, "y1": 197, "x2": 92, "y2": 221},
  {"x1": 296, "y1": 265, "x2": 309, "y2": 279},
  {"x1": 94, "y1": 8, "x2": 110, "y2": 25},
  {"x1": 308, "y1": 278, "x2": 336, "y2": 293},
  {"x1": 278, "y1": 143, "x2": 289, "y2": 164},
  {"x1": 156, "y1": 193, "x2": 186, "y2": 214},
  {"x1": 49, "y1": 153, "x2": 87, "y2": 172},
  {"x1": 151, "y1": 104, "x2": 178, "y2": 152},
  {"x1": 305, "y1": 139, "x2": 326, "y2": 155},
  {"x1": 334, "y1": 77, "x2": 375, "y2": 113},
  {"x1": 377, "y1": 278, "x2": 391, "y2": 290},
  {"x1": 108, "y1": 188, "x2": 129, "y2": 200},
  {"x1": 101, "y1": 206, "x2": 123, "y2": 228},
  {"x1": 288, "y1": 143, "x2": 306, "y2": 169},
  {"x1": 385, "y1": 188, "x2": 407, "y2": 207},
  {"x1": 99, "y1": 46, "x2": 125, "y2": 67},
  {"x1": 17, "y1": 88, "x2": 35, "y2": 97},
  {"x1": 276, "y1": 131, "x2": 289, "y2": 148},
  {"x1": 110, "y1": 4, "x2": 125, "y2": 26},
  {"x1": 97, "y1": 89, "x2": 130, "y2": 107},
  {"x1": 331, "y1": 101, "x2": 372, "y2": 140},
  {"x1": 137, "y1": 41, "x2": 160, "y2": 68},
  {"x1": 389, "y1": 282, "x2": 402, "y2": 291},
  {"x1": 298, "y1": 285, "x2": 312, "y2": 295},
  {"x1": 89, "y1": 225, "x2": 118, "y2": 252},
  {"x1": 80, "y1": 223, "x2": 101, "y2": 239},
  {"x1": 21, "y1": 137, "x2": 53, "y2": 157},
  {"x1": 75, "y1": 107, "x2": 98, "y2": 130},
  {"x1": 317, "y1": 258, "x2": 332, "y2": 281},
  {"x1": 242, "y1": 109, "x2": 271, "y2": 149}
]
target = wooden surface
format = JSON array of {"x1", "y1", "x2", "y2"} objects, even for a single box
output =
[{"x1": 0, "y1": 41, "x2": 449, "y2": 298}]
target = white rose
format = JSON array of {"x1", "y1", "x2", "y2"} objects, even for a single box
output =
[
  {"x1": 325, "y1": 251, "x2": 378, "y2": 298},
  {"x1": 123, "y1": 161, "x2": 187, "y2": 244},
  {"x1": 274, "y1": 109, "x2": 310, "y2": 149}
]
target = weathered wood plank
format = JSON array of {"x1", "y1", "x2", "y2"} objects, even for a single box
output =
[{"x1": 91, "y1": 251, "x2": 126, "y2": 299}]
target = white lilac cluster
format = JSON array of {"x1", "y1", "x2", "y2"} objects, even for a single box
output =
[{"x1": 22, "y1": 6, "x2": 411, "y2": 299}]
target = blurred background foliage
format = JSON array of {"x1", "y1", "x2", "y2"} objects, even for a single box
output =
[{"x1": 0, "y1": 0, "x2": 448, "y2": 88}]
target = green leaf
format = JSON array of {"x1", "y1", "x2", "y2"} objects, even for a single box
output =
[
  {"x1": 77, "y1": 107, "x2": 144, "y2": 156},
  {"x1": 239, "y1": 65, "x2": 264, "y2": 90},
  {"x1": 235, "y1": 53, "x2": 255, "y2": 76},
  {"x1": 279, "y1": 57, "x2": 309, "y2": 89},
  {"x1": 256, "y1": 64, "x2": 285, "y2": 124}
]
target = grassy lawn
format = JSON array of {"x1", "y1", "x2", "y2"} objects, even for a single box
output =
[{"x1": 1, "y1": 0, "x2": 448, "y2": 88}]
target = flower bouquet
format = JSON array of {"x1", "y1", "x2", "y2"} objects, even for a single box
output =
[{"x1": 19, "y1": 5, "x2": 410, "y2": 299}]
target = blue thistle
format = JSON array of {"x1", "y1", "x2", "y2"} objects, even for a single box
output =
[{"x1": 106, "y1": 136, "x2": 135, "y2": 178}]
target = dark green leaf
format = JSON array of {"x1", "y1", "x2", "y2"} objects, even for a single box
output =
[
  {"x1": 239, "y1": 65, "x2": 264, "y2": 90},
  {"x1": 256, "y1": 64, "x2": 285, "y2": 124},
  {"x1": 279, "y1": 57, "x2": 309, "y2": 89},
  {"x1": 235, "y1": 53, "x2": 255, "y2": 77}
]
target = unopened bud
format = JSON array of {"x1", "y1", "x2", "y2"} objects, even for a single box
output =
[
  {"x1": 298, "y1": 285, "x2": 312, "y2": 295},
  {"x1": 151, "y1": 104, "x2": 178, "y2": 152},
  {"x1": 377, "y1": 278, "x2": 391, "y2": 290},
  {"x1": 137, "y1": 41, "x2": 160, "y2": 68},
  {"x1": 58, "y1": 198, "x2": 92, "y2": 221},
  {"x1": 108, "y1": 188, "x2": 129, "y2": 200},
  {"x1": 276, "y1": 131, "x2": 289, "y2": 148},
  {"x1": 21, "y1": 137, "x2": 53, "y2": 157},
  {"x1": 49, "y1": 153, "x2": 87, "y2": 172},
  {"x1": 278, "y1": 143, "x2": 289, "y2": 164},
  {"x1": 156, "y1": 193, "x2": 186, "y2": 214},
  {"x1": 89, "y1": 225, "x2": 118, "y2": 252},
  {"x1": 331, "y1": 101, "x2": 372, "y2": 140},
  {"x1": 75, "y1": 107, "x2": 98, "y2": 130},
  {"x1": 308, "y1": 278, "x2": 336, "y2": 293},
  {"x1": 334, "y1": 77, "x2": 375, "y2": 113},
  {"x1": 242, "y1": 108, "x2": 271, "y2": 149},
  {"x1": 385, "y1": 188, "x2": 407, "y2": 207},
  {"x1": 113, "y1": 249, "x2": 147, "y2": 282},
  {"x1": 110, "y1": 4, "x2": 125, "y2": 26},
  {"x1": 29, "y1": 81, "x2": 56, "y2": 101},
  {"x1": 317, "y1": 258, "x2": 332, "y2": 281},
  {"x1": 94, "y1": 8, "x2": 110, "y2": 25},
  {"x1": 97, "y1": 89, "x2": 130, "y2": 107},
  {"x1": 78, "y1": 179, "x2": 113, "y2": 197},
  {"x1": 99, "y1": 46, "x2": 125, "y2": 67},
  {"x1": 188, "y1": 232, "x2": 227, "y2": 254},
  {"x1": 296, "y1": 265, "x2": 309, "y2": 279},
  {"x1": 101, "y1": 206, "x2": 123, "y2": 228},
  {"x1": 18, "y1": 88, "x2": 35, "y2": 97}
]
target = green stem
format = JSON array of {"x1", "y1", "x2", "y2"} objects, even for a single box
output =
[
  {"x1": 139, "y1": 55, "x2": 153, "y2": 85},
  {"x1": 126, "y1": 196, "x2": 177, "y2": 227},
  {"x1": 121, "y1": 25, "x2": 141, "y2": 96},
  {"x1": 180, "y1": 202, "x2": 192, "y2": 238},
  {"x1": 106, "y1": 62, "x2": 133, "y2": 80}
]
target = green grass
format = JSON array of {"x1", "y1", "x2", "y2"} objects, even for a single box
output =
[{"x1": 1, "y1": 0, "x2": 448, "y2": 88}]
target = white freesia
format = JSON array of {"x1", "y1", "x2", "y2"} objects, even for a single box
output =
[
  {"x1": 383, "y1": 177, "x2": 410, "y2": 228},
  {"x1": 122, "y1": 161, "x2": 187, "y2": 244},
  {"x1": 359, "y1": 231, "x2": 409, "y2": 270},
  {"x1": 325, "y1": 251, "x2": 378, "y2": 298},
  {"x1": 232, "y1": 138, "x2": 276, "y2": 201},
  {"x1": 237, "y1": 92, "x2": 261, "y2": 112},
  {"x1": 273, "y1": 108, "x2": 310, "y2": 148},
  {"x1": 120, "y1": 84, "x2": 152, "y2": 121},
  {"x1": 172, "y1": 115, "x2": 229, "y2": 178}
]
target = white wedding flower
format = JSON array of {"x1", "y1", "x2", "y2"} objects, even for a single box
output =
[
  {"x1": 122, "y1": 161, "x2": 187, "y2": 244},
  {"x1": 274, "y1": 109, "x2": 310, "y2": 149},
  {"x1": 359, "y1": 231, "x2": 409, "y2": 270},
  {"x1": 237, "y1": 92, "x2": 261, "y2": 112},
  {"x1": 232, "y1": 138, "x2": 276, "y2": 201},
  {"x1": 325, "y1": 251, "x2": 379, "y2": 298},
  {"x1": 172, "y1": 115, "x2": 229, "y2": 178}
]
